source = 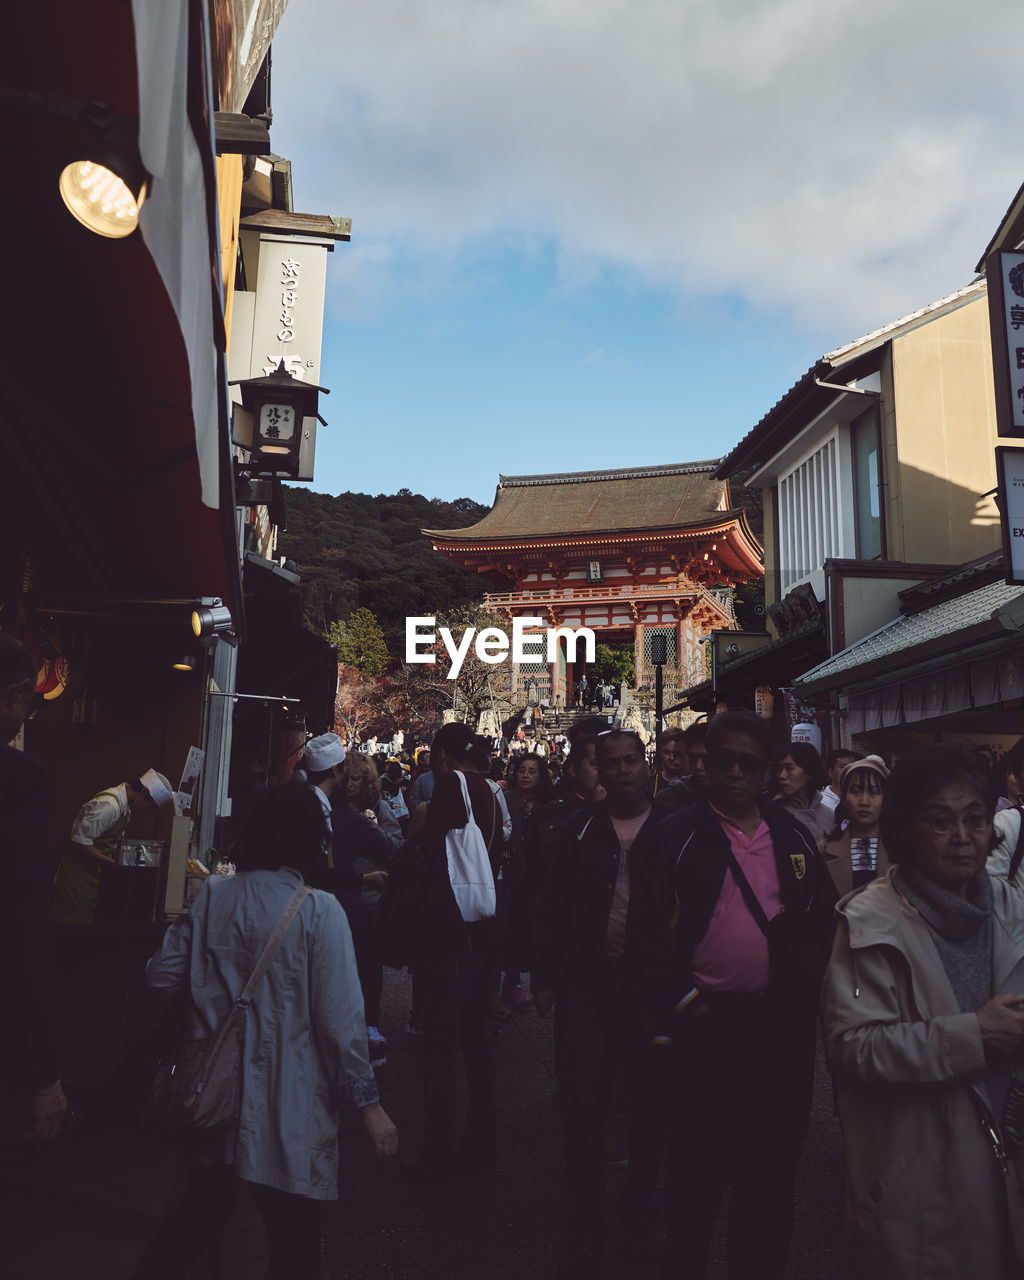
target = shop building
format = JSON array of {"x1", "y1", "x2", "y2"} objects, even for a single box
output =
[
  {"x1": 683, "y1": 280, "x2": 1003, "y2": 746},
  {"x1": 774, "y1": 188, "x2": 1024, "y2": 759},
  {"x1": 4, "y1": 0, "x2": 340, "y2": 1100},
  {"x1": 790, "y1": 552, "x2": 1024, "y2": 759}
]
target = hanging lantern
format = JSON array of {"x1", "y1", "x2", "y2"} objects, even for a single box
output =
[
  {"x1": 754, "y1": 686, "x2": 774, "y2": 719},
  {"x1": 231, "y1": 361, "x2": 328, "y2": 479},
  {"x1": 791, "y1": 721, "x2": 822, "y2": 752}
]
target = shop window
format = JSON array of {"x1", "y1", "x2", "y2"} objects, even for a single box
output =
[
  {"x1": 778, "y1": 435, "x2": 841, "y2": 592},
  {"x1": 852, "y1": 406, "x2": 883, "y2": 559}
]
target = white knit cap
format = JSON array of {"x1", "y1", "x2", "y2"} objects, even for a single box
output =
[
  {"x1": 839, "y1": 754, "x2": 890, "y2": 790},
  {"x1": 304, "y1": 732, "x2": 347, "y2": 771},
  {"x1": 139, "y1": 769, "x2": 174, "y2": 807}
]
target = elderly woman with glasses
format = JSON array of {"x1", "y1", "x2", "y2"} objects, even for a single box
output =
[{"x1": 823, "y1": 744, "x2": 1024, "y2": 1280}]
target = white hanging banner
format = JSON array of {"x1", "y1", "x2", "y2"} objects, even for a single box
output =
[
  {"x1": 248, "y1": 235, "x2": 331, "y2": 386},
  {"x1": 998, "y1": 446, "x2": 1024, "y2": 584}
]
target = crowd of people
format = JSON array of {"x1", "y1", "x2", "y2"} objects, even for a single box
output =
[{"x1": 7, "y1": 623, "x2": 1024, "y2": 1279}]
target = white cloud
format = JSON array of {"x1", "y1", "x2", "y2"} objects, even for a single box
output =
[{"x1": 270, "y1": 0, "x2": 1021, "y2": 341}]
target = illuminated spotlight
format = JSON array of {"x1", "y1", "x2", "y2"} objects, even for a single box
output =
[
  {"x1": 58, "y1": 117, "x2": 148, "y2": 239},
  {"x1": 191, "y1": 604, "x2": 233, "y2": 638}
]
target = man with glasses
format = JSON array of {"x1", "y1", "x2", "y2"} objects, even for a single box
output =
[
  {"x1": 649, "y1": 709, "x2": 836, "y2": 1280},
  {"x1": 0, "y1": 633, "x2": 68, "y2": 1140}
]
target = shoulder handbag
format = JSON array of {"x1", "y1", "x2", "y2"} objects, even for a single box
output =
[
  {"x1": 147, "y1": 884, "x2": 311, "y2": 1134},
  {"x1": 446, "y1": 770, "x2": 497, "y2": 922},
  {"x1": 722, "y1": 844, "x2": 821, "y2": 1008}
]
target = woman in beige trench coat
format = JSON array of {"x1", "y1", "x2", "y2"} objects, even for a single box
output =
[{"x1": 824, "y1": 744, "x2": 1024, "y2": 1280}]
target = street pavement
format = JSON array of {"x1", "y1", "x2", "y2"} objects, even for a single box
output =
[{"x1": 1, "y1": 968, "x2": 845, "y2": 1279}]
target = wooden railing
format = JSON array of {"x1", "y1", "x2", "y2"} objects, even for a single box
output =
[{"x1": 483, "y1": 581, "x2": 731, "y2": 614}]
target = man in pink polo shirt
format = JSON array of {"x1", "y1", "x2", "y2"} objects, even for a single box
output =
[{"x1": 651, "y1": 709, "x2": 836, "y2": 1280}]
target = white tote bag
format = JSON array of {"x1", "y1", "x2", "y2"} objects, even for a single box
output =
[{"x1": 446, "y1": 770, "x2": 497, "y2": 922}]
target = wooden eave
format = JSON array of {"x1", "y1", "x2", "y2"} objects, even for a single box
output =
[
  {"x1": 430, "y1": 511, "x2": 764, "y2": 583},
  {"x1": 214, "y1": 112, "x2": 272, "y2": 155},
  {"x1": 238, "y1": 209, "x2": 352, "y2": 241}
]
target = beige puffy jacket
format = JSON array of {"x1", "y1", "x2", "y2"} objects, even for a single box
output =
[{"x1": 824, "y1": 870, "x2": 1024, "y2": 1280}]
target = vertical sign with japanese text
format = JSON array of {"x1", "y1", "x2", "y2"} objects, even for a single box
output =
[
  {"x1": 248, "y1": 235, "x2": 330, "y2": 387},
  {"x1": 985, "y1": 251, "x2": 1024, "y2": 437},
  {"x1": 997, "y1": 446, "x2": 1024, "y2": 584}
]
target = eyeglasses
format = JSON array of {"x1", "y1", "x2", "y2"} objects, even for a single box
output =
[
  {"x1": 708, "y1": 750, "x2": 765, "y2": 775},
  {"x1": 915, "y1": 812, "x2": 991, "y2": 835}
]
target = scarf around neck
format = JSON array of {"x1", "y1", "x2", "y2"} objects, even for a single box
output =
[{"x1": 893, "y1": 862, "x2": 993, "y2": 1015}]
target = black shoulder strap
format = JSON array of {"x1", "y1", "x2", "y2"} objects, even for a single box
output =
[
  {"x1": 723, "y1": 846, "x2": 772, "y2": 938},
  {"x1": 1008, "y1": 808, "x2": 1024, "y2": 883}
]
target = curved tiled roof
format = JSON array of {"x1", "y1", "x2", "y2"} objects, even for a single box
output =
[
  {"x1": 424, "y1": 460, "x2": 729, "y2": 542},
  {"x1": 792, "y1": 579, "x2": 1024, "y2": 693}
]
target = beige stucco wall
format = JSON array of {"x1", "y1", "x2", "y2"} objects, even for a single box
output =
[{"x1": 888, "y1": 293, "x2": 1000, "y2": 563}]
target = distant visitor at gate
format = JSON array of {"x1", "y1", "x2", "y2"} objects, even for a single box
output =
[{"x1": 406, "y1": 616, "x2": 596, "y2": 680}]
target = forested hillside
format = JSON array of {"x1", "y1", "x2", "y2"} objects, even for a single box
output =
[{"x1": 276, "y1": 487, "x2": 491, "y2": 652}]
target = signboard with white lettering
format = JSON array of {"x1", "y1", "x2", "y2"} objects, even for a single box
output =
[
  {"x1": 997, "y1": 446, "x2": 1024, "y2": 583},
  {"x1": 985, "y1": 251, "x2": 1024, "y2": 437},
  {"x1": 248, "y1": 235, "x2": 330, "y2": 386},
  {"x1": 245, "y1": 234, "x2": 330, "y2": 483}
]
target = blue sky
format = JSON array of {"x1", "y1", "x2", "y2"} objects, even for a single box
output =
[
  {"x1": 307, "y1": 243, "x2": 808, "y2": 504},
  {"x1": 268, "y1": 0, "x2": 1022, "y2": 507}
]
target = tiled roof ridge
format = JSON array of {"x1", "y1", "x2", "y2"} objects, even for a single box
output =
[
  {"x1": 823, "y1": 278, "x2": 987, "y2": 364},
  {"x1": 898, "y1": 551, "x2": 1005, "y2": 612},
  {"x1": 498, "y1": 460, "x2": 723, "y2": 488},
  {"x1": 423, "y1": 507, "x2": 749, "y2": 542},
  {"x1": 792, "y1": 577, "x2": 1022, "y2": 690}
]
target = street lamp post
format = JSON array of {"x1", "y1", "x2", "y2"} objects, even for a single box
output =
[{"x1": 650, "y1": 633, "x2": 668, "y2": 760}]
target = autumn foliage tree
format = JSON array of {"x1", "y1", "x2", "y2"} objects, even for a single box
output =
[
  {"x1": 402, "y1": 604, "x2": 517, "y2": 729},
  {"x1": 333, "y1": 605, "x2": 522, "y2": 743}
]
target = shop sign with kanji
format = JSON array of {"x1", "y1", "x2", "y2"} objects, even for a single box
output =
[{"x1": 985, "y1": 251, "x2": 1024, "y2": 437}]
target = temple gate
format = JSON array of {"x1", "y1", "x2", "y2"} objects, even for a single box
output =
[{"x1": 424, "y1": 461, "x2": 763, "y2": 702}]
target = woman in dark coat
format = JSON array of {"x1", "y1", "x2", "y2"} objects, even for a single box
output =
[{"x1": 401, "y1": 723, "x2": 503, "y2": 1181}]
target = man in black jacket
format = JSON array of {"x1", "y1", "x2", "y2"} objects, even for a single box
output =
[
  {"x1": 652, "y1": 709, "x2": 836, "y2": 1280},
  {"x1": 534, "y1": 730, "x2": 675, "y2": 1278}
]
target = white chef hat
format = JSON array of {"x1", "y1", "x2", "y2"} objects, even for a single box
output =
[
  {"x1": 139, "y1": 768, "x2": 174, "y2": 807},
  {"x1": 303, "y1": 732, "x2": 347, "y2": 772}
]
